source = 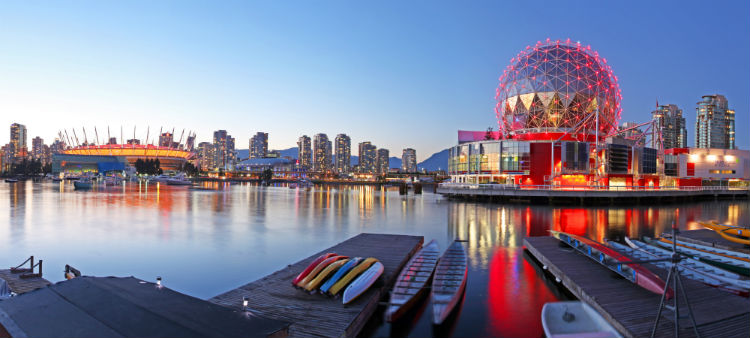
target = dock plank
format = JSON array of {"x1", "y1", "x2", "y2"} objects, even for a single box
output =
[
  {"x1": 0, "y1": 269, "x2": 50, "y2": 295},
  {"x1": 524, "y1": 236, "x2": 750, "y2": 338},
  {"x1": 209, "y1": 233, "x2": 423, "y2": 338}
]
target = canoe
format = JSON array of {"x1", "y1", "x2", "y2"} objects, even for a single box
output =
[
  {"x1": 303, "y1": 258, "x2": 350, "y2": 292},
  {"x1": 542, "y1": 301, "x2": 622, "y2": 338},
  {"x1": 320, "y1": 257, "x2": 363, "y2": 294},
  {"x1": 710, "y1": 228, "x2": 750, "y2": 246},
  {"x1": 385, "y1": 240, "x2": 440, "y2": 322},
  {"x1": 295, "y1": 255, "x2": 348, "y2": 288},
  {"x1": 342, "y1": 261, "x2": 384, "y2": 305},
  {"x1": 647, "y1": 237, "x2": 750, "y2": 276},
  {"x1": 612, "y1": 239, "x2": 749, "y2": 297},
  {"x1": 702, "y1": 221, "x2": 750, "y2": 238},
  {"x1": 660, "y1": 234, "x2": 750, "y2": 261},
  {"x1": 431, "y1": 241, "x2": 468, "y2": 325},
  {"x1": 292, "y1": 253, "x2": 337, "y2": 286},
  {"x1": 551, "y1": 231, "x2": 672, "y2": 299},
  {"x1": 328, "y1": 257, "x2": 379, "y2": 296}
]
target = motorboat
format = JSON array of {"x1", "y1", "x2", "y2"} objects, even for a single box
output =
[
  {"x1": 148, "y1": 174, "x2": 171, "y2": 183},
  {"x1": 5, "y1": 178, "x2": 18, "y2": 183},
  {"x1": 166, "y1": 173, "x2": 192, "y2": 186},
  {"x1": 542, "y1": 301, "x2": 622, "y2": 338},
  {"x1": 73, "y1": 179, "x2": 94, "y2": 190}
]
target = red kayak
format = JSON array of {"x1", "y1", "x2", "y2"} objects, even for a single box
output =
[
  {"x1": 551, "y1": 231, "x2": 673, "y2": 299},
  {"x1": 296, "y1": 255, "x2": 349, "y2": 288},
  {"x1": 292, "y1": 253, "x2": 337, "y2": 286}
]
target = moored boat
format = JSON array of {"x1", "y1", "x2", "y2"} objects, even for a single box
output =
[
  {"x1": 296, "y1": 255, "x2": 348, "y2": 288},
  {"x1": 702, "y1": 221, "x2": 750, "y2": 238},
  {"x1": 541, "y1": 301, "x2": 622, "y2": 338},
  {"x1": 319, "y1": 257, "x2": 363, "y2": 294},
  {"x1": 550, "y1": 231, "x2": 672, "y2": 298},
  {"x1": 166, "y1": 173, "x2": 193, "y2": 186},
  {"x1": 709, "y1": 228, "x2": 750, "y2": 246},
  {"x1": 292, "y1": 253, "x2": 337, "y2": 286},
  {"x1": 73, "y1": 179, "x2": 94, "y2": 190},
  {"x1": 328, "y1": 257, "x2": 378, "y2": 296},
  {"x1": 431, "y1": 241, "x2": 468, "y2": 325},
  {"x1": 647, "y1": 237, "x2": 750, "y2": 276},
  {"x1": 661, "y1": 233, "x2": 750, "y2": 260},
  {"x1": 385, "y1": 239, "x2": 440, "y2": 322},
  {"x1": 342, "y1": 261, "x2": 384, "y2": 305},
  {"x1": 303, "y1": 258, "x2": 350, "y2": 292}
]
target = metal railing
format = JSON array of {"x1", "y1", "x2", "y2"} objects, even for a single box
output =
[{"x1": 438, "y1": 183, "x2": 749, "y2": 192}]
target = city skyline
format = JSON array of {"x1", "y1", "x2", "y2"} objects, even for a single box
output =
[{"x1": 1, "y1": 1, "x2": 748, "y2": 160}]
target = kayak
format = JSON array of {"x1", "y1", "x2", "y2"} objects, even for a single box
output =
[
  {"x1": 647, "y1": 237, "x2": 750, "y2": 276},
  {"x1": 702, "y1": 221, "x2": 750, "y2": 238},
  {"x1": 328, "y1": 257, "x2": 379, "y2": 296},
  {"x1": 710, "y1": 228, "x2": 750, "y2": 246},
  {"x1": 612, "y1": 239, "x2": 749, "y2": 297},
  {"x1": 320, "y1": 257, "x2": 363, "y2": 294},
  {"x1": 343, "y1": 261, "x2": 384, "y2": 305},
  {"x1": 432, "y1": 241, "x2": 468, "y2": 325},
  {"x1": 296, "y1": 255, "x2": 348, "y2": 288},
  {"x1": 385, "y1": 240, "x2": 440, "y2": 322},
  {"x1": 292, "y1": 253, "x2": 337, "y2": 286},
  {"x1": 541, "y1": 301, "x2": 622, "y2": 338},
  {"x1": 551, "y1": 231, "x2": 672, "y2": 299},
  {"x1": 303, "y1": 258, "x2": 350, "y2": 292}
]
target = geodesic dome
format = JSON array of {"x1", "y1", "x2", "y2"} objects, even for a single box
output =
[{"x1": 495, "y1": 38, "x2": 622, "y2": 140}]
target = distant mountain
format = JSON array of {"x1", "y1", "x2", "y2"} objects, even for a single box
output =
[{"x1": 417, "y1": 148, "x2": 449, "y2": 172}]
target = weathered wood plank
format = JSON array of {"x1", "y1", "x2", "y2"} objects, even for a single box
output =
[{"x1": 0, "y1": 269, "x2": 50, "y2": 295}]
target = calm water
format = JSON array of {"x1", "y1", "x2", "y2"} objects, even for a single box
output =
[{"x1": 1, "y1": 180, "x2": 747, "y2": 337}]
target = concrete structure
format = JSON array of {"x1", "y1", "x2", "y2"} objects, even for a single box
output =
[
  {"x1": 250, "y1": 132, "x2": 268, "y2": 159},
  {"x1": 297, "y1": 135, "x2": 312, "y2": 171},
  {"x1": 376, "y1": 148, "x2": 389, "y2": 174},
  {"x1": 651, "y1": 104, "x2": 687, "y2": 149},
  {"x1": 401, "y1": 148, "x2": 417, "y2": 172},
  {"x1": 158, "y1": 132, "x2": 174, "y2": 148},
  {"x1": 51, "y1": 154, "x2": 128, "y2": 174},
  {"x1": 334, "y1": 134, "x2": 351, "y2": 174},
  {"x1": 696, "y1": 94, "x2": 735, "y2": 149},
  {"x1": 313, "y1": 133, "x2": 331, "y2": 172},
  {"x1": 358, "y1": 142, "x2": 376, "y2": 174},
  {"x1": 619, "y1": 122, "x2": 645, "y2": 147},
  {"x1": 59, "y1": 145, "x2": 191, "y2": 172}
]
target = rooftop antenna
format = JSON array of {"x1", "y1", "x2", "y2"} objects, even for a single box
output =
[
  {"x1": 145, "y1": 126, "x2": 150, "y2": 147},
  {"x1": 82, "y1": 127, "x2": 88, "y2": 146},
  {"x1": 133, "y1": 126, "x2": 136, "y2": 149}
]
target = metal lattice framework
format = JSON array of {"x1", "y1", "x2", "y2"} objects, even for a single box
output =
[{"x1": 495, "y1": 38, "x2": 622, "y2": 140}]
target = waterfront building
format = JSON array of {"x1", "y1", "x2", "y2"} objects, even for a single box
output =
[
  {"x1": 652, "y1": 104, "x2": 687, "y2": 149},
  {"x1": 358, "y1": 142, "x2": 377, "y2": 173},
  {"x1": 250, "y1": 132, "x2": 268, "y2": 159},
  {"x1": 10, "y1": 123, "x2": 27, "y2": 159},
  {"x1": 0, "y1": 144, "x2": 13, "y2": 172},
  {"x1": 696, "y1": 94, "x2": 735, "y2": 149},
  {"x1": 376, "y1": 148, "x2": 389, "y2": 174},
  {"x1": 50, "y1": 139, "x2": 66, "y2": 154},
  {"x1": 297, "y1": 135, "x2": 312, "y2": 170},
  {"x1": 159, "y1": 132, "x2": 173, "y2": 148},
  {"x1": 664, "y1": 148, "x2": 750, "y2": 185},
  {"x1": 236, "y1": 157, "x2": 294, "y2": 175},
  {"x1": 402, "y1": 148, "x2": 417, "y2": 173},
  {"x1": 197, "y1": 142, "x2": 215, "y2": 170},
  {"x1": 185, "y1": 133, "x2": 196, "y2": 152},
  {"x1": 31, "y1": 137, "x2": 44, "y2": 161},
  {"x1": 335, "y1": 134, "x2": 351, "y2": 174},
  {"x1": 313, "y1": 133, "x2": 332, "y2": 172},
  {"x1": 212, "y1": 130, "x2": 236, "y2": 170}
]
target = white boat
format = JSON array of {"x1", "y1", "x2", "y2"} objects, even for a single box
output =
[
  {"x1": 342, "y1": 261, "x2": 384, "y2": 305},
  {"x1": 148, "y1": 175, "x2": 171, "y2": 183},
  {"x1": 166, "y1": 173, "x2": 192, "y2": 186},
  {"x1": 542, "y1": 301, "x2": 622, "y2": 338}
]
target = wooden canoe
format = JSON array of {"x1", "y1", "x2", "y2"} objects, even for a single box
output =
[
  {"x1": 343, "y1": 261, "x2": 384, "y2": 305},
  {"x1": 303, "y1": 258, "x2": 350, "y2": 292},
  {"x1": 328, "y1": 257, "x2": 378, "y2": 296},
  {"x1": 385, "y1": 239, "x2": 440, "y2": 322},
  {"x1": 292, "y1": 253, "x2": 337, "y2": 286},
  {"x1": 702, "y1": 221, "x2": 750, "y2": 238},
  {"x1": 320, "y1": 257, "x2": 363, "y2": 294},
  {"x1": 550, "y1": 231, "x2": 672, "y2": 299},
  {"x1": 295, "y1": 255, "x2": 348, "y2": 288},
  {"x1": 431, "y1": 241, "x2": 467, "y2": 325}
]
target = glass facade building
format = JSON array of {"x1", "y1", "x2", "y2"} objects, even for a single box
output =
[
  {"x1": 651, "y1": 104, "x2": 687, "y2": 149},
  {"x1": 335, "y1": 134, "x2": 351, "y2": 174},
  {"x1": 696, "y1": 94, "x2": 735, "y2": 149}
]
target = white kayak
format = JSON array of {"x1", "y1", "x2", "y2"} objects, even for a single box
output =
[
  {"x1": 542, "y1": 301, "x2": 622, "y2": 338},
  {"x1": 342, "y1": 261, "x2": 384, "y2": 305}
]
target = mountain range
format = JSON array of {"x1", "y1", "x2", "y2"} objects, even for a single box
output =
[{"x1": 236, "y1": 147, "x2": 449, "y2": 171}]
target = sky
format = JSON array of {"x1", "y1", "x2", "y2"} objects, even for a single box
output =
[{"x1": 1, "y1": 1, "x2": 748, "y2": 161}]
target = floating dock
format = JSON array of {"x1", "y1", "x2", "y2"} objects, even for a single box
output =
[
  {"x1": 210, "y1": 233, "x2": 423, "y2": 338},
  {"x1": 524, "y1": 236, "x2": 750, "y2": 338},
  {"x1": 0, "y1": 269, "x2": 50, "y2": 295},
  {"x1": 668, "y1": 229, "x2": 750, "y2": 254}
]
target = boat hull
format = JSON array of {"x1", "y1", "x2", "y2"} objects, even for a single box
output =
[
  {"x1": 320, "y1": 257, "x2": 362, "y2": 294},
  {"x1": 542, "y1": 301, "x2": 622, "y2": 338},
  {"x1": 342, "y1": 262, "x2": 384, "y2": 305},
  {"x1": 292, "y1": 253, "x2": 337, "y2": 286},
  {"x1": 328, "y1": 257, "x2": 378, "y2": 296},
  {"x1": 296, "y1": 255, "x2": 347, "y2": 288},
  {"x1": 385, "y1": 240, "x2": 440, "y2": 322},
  {"x1": 304, "y1": 259, "x2": 349, "y2": 292},
  {"x1": 431, "y1": 241, "x2": 468, "y2": 325}
]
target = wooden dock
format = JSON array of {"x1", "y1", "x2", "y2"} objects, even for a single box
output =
[
  {"x1": 524, "y1": 236, "x2": 750, "y2": 338},
  {"x1": 209, "y1": 233, "x2": 423, "y2": 338},
  {"x1": 0, "y1": 269, "x2": 50, "y2": 295},
  {"x1": 668, "y1": 229, "x2": 750, "y2": 255}
]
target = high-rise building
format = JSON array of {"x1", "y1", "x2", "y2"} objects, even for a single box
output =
[
  {"x1": 696, "y1": 94, "x2": 735, "y2": 149},
  {"x1": 108, "y1": 137, "x2": 118, "y2": 145},
  {"x1": 334, "y1": 134, "x2": 351, "y2": 174},
  {"x1": 619, "y1": 122, "x2": 645, "y2": 147},
  {"x1": 32, "y1": 137, "x2": 44, "y2": 160},
  {"x1": 197, "y1": 142, "x2": 215, "y2": 171},
  {"x1": 185, "y1": 133, "x2": 196, "y2": 152},
  {"x1": 297, "y1": 135, "x2": 312, "y2": 170},
  {"x1": 250, "y1": 132, "x2": 269, "y2": 159},
  {"x1": 212, "y1": 130, "x2": 236, "y2": 170},
  {"x1": 651, "y1": 104, "x2": 687, "y2": 149},
  {"x1": 159, "y1": 132, "x2": 174, "y2": 148},
  {"x1": 376, "y1": 148, "x2": 390, "y2": 174},
  {"x1": 402, "y1": 148, "x2": 417, "y2": 172},
  {"x1": 1, "y1": 144, "x2": 13, "y2": 172},
  {"x1": 10, "y1": 123, "x2": 27, "y2": 159},
  {"x1": 313, "y1": 133, "x2": 332, "y2": 172},
  {"x1": 50, "y1": 139, "x2": 66, "y2": 154},
  {"x1": 358, "y1": 142, "x2": 377, "y2": 173}
]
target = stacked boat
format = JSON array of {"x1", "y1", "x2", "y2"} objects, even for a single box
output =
[
  {"x1": 292, "y1": 253, "x2": 384, "y2": 305},
  {"x1": 701, "y1": 221, "x2": 750, "y2": 245}
]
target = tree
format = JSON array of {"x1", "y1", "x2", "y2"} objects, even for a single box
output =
[
  {"x1": 260, "y1": 168, "x2": 273, "y2": 183},
  {"x1": 181, "y1": 162, "x2": 199, "y2": 177}
]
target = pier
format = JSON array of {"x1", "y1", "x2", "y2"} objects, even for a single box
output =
[
  {"x1": 524, "y1": 236, "x2": 750, "y2": 338},
  {"x1": 210, "y1": 233, "x2": 423, "y2": 338}
]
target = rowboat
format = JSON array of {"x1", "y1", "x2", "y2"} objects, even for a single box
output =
[
  {"x1": 702, "y1": 221, "x2": 750, "y2": 238},
  {"x1": 328, "y1": 257, "x2": 378, "y2": 296},
  {"x1": 295, "y1": 255, "x2": 348, "y2": 288},
  {"x1": 659, "y1": 235, "x2": 750, "y2": 261},
  {"x1": 73, "y1": 180, "x2": 94, "y2": 190},
  {"x1": 342, "y1": 261, "x2": 384, "y2": 305},
  {"x1": 303, "y1": 258, "x2": 350, "y2": 292},
  {"x1": 647, "y1": 237, "x2": 750, "y2": 276},
  {"x1": 542, "y1": 301, "x2": 622, "y2": 338},
  {"x1": 431, "y1": 241, "x2": 467, "y2": 325},
  {"x1": 385, "y1": 240, "x2": 440, "y2": 322},
  {"x1": 611, "y1": 238, "x2": 749, "y2": 297},
  {"x1": 550, "y1": 231, "x2": 672, "y2": 298},
  {"x1": 292, "y1": 253, "x2": 337, "y2": 286},
  {"x1": 320, "y1": 257, "x2": 363, "y2": 294}
]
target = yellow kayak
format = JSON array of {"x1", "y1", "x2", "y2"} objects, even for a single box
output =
[
  {"x1": 303, "y1": 258, "x2": 350, "y2": 292},
  {"x1": 712, "y1": 228, "x2": 750, "y2": 246},
  {"x1": 296, "y1": 255, "x2": 347, "y2": 288},
  {"x1": 702, "y1": 221, "x2": 750, "y2": 238},
  {"x1": 327, "y1": 257, "x2": 378, "y2": 296}
]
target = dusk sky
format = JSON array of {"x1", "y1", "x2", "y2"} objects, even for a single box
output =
[{"x1": 1, "y1": 1, "x2": 747, "y2": 160}]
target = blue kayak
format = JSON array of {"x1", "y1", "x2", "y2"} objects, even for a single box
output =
[{"x1": 320, "y1": 257, "x2": 363, "y2": 294}]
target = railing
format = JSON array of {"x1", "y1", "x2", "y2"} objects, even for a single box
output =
[{"x1": 438, "y1": 183, "x2": 749, "y2": 192}]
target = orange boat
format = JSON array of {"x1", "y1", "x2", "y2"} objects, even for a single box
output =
[
  {"x1": 295, "y1": 255, "x2": 348, "y2": 288},
  {"x1": 292, "y1": 253, "x2": 337, "y2": 286}
]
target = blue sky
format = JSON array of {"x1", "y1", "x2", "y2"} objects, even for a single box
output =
[{"x1": 1, "y1": 1, "x2": 747, "y2": 160}]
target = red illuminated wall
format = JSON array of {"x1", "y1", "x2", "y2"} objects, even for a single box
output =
[{"x1": 526, "y1": 143, "x2": 552, "y2": 185}]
